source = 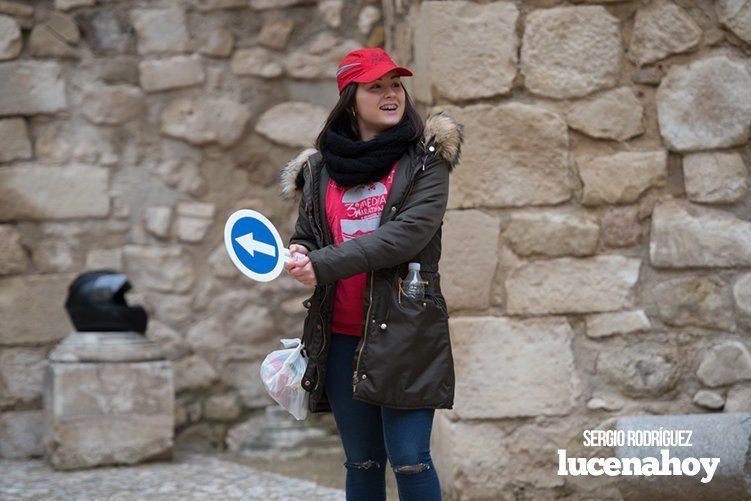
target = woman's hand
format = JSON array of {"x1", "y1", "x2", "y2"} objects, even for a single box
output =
[
  {"x1": 288, "y1": 244, "x2": 309, "y2": 259},
  {"x1": 285, "y1": 244, "x2": 317, "y2": 287}
]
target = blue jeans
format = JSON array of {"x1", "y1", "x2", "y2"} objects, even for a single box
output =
[{"x1": 325, "y1": 331, "x2": 443, "y2": 501}]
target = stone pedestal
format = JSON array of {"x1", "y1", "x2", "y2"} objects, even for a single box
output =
[{"x1": 43, "y1": 331, "x2": 174, "y2": 470}]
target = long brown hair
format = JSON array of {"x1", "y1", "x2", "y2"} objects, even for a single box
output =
[{"x1": 314, "y1": 82, "x2": 425, "y2": 152}]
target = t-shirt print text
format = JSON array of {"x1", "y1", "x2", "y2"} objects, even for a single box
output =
[
  {"x1": 340, "y1": 183, "x2": 387, "y2": 240},
  {"x1": 339, "y1": 171, "x2": 394, "y2": 241}
]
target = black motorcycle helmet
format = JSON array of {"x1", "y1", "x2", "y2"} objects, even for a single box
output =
[{"x1": 64, "y1": 270, "x2": 148, "y2": 333}]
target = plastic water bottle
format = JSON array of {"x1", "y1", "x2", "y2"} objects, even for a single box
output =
[{"x1": 402, "y1": 262, "x2": 425, "y2": 300}]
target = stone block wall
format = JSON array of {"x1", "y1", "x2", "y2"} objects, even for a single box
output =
[
  {"x1": 0, "y1": 0, "x2": 383, "y2": 460},
  {"x1": 1, "y1": 0, "x2": 751, "y2": 498},
  {"x1": 382, "y1": 0, "x2": 751, "y2": 498}
]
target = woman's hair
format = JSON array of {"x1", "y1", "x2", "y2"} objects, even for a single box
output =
[{"x1": 314, "y1": 82, "x2": 425, "y2": 151}]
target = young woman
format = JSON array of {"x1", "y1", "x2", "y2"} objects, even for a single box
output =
[{"x1": 279, "y1": 47, "x2": 464, "y2": 501}]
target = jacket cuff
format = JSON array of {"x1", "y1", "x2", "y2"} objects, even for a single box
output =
[{"x1": 308, "y1": 251, "x2": 332, "y2": 286}]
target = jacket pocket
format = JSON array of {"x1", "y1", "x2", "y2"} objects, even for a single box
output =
[
  {"x1": 356, "y1": 275, "x2": 454, "y2": 408},
  {"x1": 426, "y1": 291, "x2": 449, "y2": 318},
  {"x1": 396, "y1": 274, "x2": 448, "y2": 320}
]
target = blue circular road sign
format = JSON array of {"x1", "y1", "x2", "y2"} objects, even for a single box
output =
[{"x1": 224, "y1": 209, "x2": 286, "y2": 282}]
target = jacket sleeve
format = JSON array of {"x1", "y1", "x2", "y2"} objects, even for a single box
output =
[
  {"x1": 288, "y1": 193, "x2": 319, "y2": 253},
  {"x1": 307, "y1": 156, "x2": 450, "y2": 286}
]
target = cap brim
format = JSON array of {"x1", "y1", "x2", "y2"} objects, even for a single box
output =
[{"x1": 353, "y1": 64, "x2": 413, "y2": 84}]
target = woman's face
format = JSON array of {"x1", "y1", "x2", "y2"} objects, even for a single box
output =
[{"x1": 354, "y1": 70, "x2": 405, "y2": 141}]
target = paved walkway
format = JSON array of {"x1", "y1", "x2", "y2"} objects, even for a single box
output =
[{"x1": 0, "y1": 452, "x2": 345, "y2": 500}]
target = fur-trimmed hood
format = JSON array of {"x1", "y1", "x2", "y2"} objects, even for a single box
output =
[{"x1": 279, "y1": 111, "x2": 464, "y2": 201}]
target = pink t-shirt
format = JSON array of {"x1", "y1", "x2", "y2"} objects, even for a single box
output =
[{"x1": 325, "y1": 162, "x2": 398, "y2": 336}]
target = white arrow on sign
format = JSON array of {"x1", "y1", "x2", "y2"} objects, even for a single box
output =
[
  {"x1": 235, "y1": 232, "x2": 276, "y2": 258},
  {"x1": 224, "y1": 208, "x2": 304, "y2": 283}
]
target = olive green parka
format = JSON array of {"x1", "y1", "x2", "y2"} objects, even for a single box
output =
[{"x1": 278, "y1": 112, "x2": 464, "y2": 413}]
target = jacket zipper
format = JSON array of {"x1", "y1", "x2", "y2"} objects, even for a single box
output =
[
  {"x1": 392, "y1": 147, "x2": 430, "y2": 216},
  {"x1": 351, "y1": 146, "x2": 434, "y2": 393},
  {"x1": 353, "y1": 271, "x2": 374, "y2": 392},
  {"x1": 307, "y1": 159, "x2": 330, "y2": 394},
  {"x1": 313, "y1": 286, "x2": 328, "y2": 392}
]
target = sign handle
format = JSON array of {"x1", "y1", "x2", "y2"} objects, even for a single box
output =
[{"x1": 282, "y1": 248, "x2": 306, "y2": 264}]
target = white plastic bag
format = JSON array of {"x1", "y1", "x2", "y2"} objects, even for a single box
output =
[{"x1": 260, "y1": 338, "x2": 310, "y2": 420}]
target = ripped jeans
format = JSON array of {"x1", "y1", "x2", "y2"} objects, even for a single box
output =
[{"x1": 325, "y1": 331, "x2": 442, "y2": 501}]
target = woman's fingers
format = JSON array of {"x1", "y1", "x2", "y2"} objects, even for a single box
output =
[
  {"x1": 288, "y1": 260, "x2": 316, "y2": 286},
  {"x1": 291, "y1": 256, "x2": 310, "y2": 271},
  {"x1": 285, "y1": 254, "x2": 309, "y2": 273},
  {"x1": 289, "y1": 244, "x2": 309, "y2": 258},
  {"x1": 288, "y1": 259, "x2": 311, "y2": 280},
  {"x1": 284, "y1": 246, "x2": 306, "y2": 272},
  {"x1": 291, "y1": 244, "x2": 309, "y2": 255}
]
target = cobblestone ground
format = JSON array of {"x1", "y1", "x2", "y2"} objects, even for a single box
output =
[
  {"x1": 0, "y1": 452, "x2": 345, "y2": 500},
  {"x1": 221, "y1": 450, "x2": 400, "y2": 500}
]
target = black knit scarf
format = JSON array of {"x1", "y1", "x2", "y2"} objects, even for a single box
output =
[{"x1": 321, "y1": 114, "x2": 415, "y2": 187}]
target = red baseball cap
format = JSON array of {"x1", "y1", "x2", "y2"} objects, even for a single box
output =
[{"x1": 336, "y1": 48, "x2": 413, "y2": 94}]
